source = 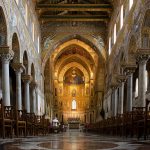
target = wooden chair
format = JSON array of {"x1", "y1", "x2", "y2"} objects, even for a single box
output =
[
  {"x1": 144, "y1": 99, "x2": 150, "y2": 139},
  {"x1": 0, "y1": 99, "x2": 14, "y2": 138},
  {"x1": 15, "y1": 110, "x2": 26, "y2": 137},
  {"x1": 25, "y1": 113, "x2": 35, "y2": 136},
  {"x1": 34, "y1": 115, "x2": 45, "y2": 135},
  {"x1": 43, "y1": 118, "x2": 49, "y2": 135}
]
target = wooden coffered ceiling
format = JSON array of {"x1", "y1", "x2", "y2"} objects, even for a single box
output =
[{"x1": 34, "y1": 0, "x2": 113, "y2": 23}]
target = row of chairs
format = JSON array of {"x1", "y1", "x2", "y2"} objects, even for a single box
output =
[
  {"x1": 88, "y1": 99, "x2": 150, "y2": 139},
  {"x1": 0, "y1": 99, "x2": 49, "y2": 138}
]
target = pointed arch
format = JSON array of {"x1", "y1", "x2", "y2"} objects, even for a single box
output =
[
  {"x1": 31, "y1": 63, "x2": 35, "y2": 81},
  {"x1": 58, "y1": 62, "x2": 89, "y2": 83},
  {"x1": 0, "y1": 6, "x2": 7, "y2": 46},
  {"x1": 128, "y1": 35, "x2": 137, "y2": 54},
  {"x1": 23, "y1": 51, "x2": 29, "y2": 74},
  {"x1": 12, "y1": 33, "x2": 20, "y2": 62},
  {"x1": 141, "y1": 9, "x2": 150, "y2": 48},
  {"x1": 42, "y1": 35, "x2": 102, "y2": 70},
  {"x1": 72, "y1": 99, "x2": 77, "y2": 110}
]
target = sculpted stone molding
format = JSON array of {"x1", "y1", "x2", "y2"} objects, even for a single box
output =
[
  {"x1": 111, "y1": 75, "x2": 119, "y2": 89},
  {"x1": 110, "y1": 82, "x2": 119, "y2": 90},
  {"x1": 11, "y1": 63, "x2": 25, "y2": 73},
  {"x1": 116, "y1": 75, "x2": 127, "y2": 83},
  {"x1": 22, "y1": 75, "x2": 32, "y2": 83},
  {"x1": 30, "y1": 81, "x2": 38, "y2": 89},
  {"x1": 136, "y1": 48, "x2": 150, "y2": 64},
  {"x1": 0, "y1": 46, "x2": 14, "y2": 62},
  {"x1": 122, "y1": 63, "x2": 137, "y2": 75}
]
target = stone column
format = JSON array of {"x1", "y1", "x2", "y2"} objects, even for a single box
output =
[
  {"x1": 111, "y1": 83, "x2": 118, "y2": 116},
  {"x1": 30, "y1": 81, "x2": 37, "y2": 114},
  {"x1": 35, "y1": 85, "x2": 39, "y2": 115},
  {"x1": 0, "y1": 47, "x2": 14, "y2": 106},
  {"x1": 124, "y1": 64, "x2": 137, "y2": 112},
  {"x1": 111, "y1": 90, "x2": 115, "y2": 116},
  {"x1": 117, "y1": 75, "x2": 126, "y2": 114},
  {"x1": 136, "y1": 49, "x2": 150, "y2": 106},
  {"x1": 12, "y1": 63, "x2": 24, "y2": 110},
  {"x1": 114, "y1": 88, "x2": 118, "y2": 116},
  {"x1": 22, "y1": 75, "x2": 32, "y2": 113},
  {"x1": 119, "y1": 82, "x2": 124, "y2": 114},
  {"x1": 127, "y1": 73, "x2": 133, "y2": 112},
  {"x1": 137, "y1": 57, "x2": 149, "y2": 107}
]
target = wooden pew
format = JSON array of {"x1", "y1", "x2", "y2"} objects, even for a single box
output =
[
  {"x1": 85, "y1": 99, "x2": 150, "y2": 140},
  {"x1": 132, "y1": 107, "x2": 145, "y2": 139},
  {"x1": 116, "y1": 114, "x2": 123, "y2": 136},
  {"x1": 122, "y1": 112, "x2": 132, "y2": 137}
]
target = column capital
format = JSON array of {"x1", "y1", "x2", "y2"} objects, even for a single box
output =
[
  {"x1": 30, "y1": 81, "x2": 38, "y2": 89},
  {"x1": 11, "y1": 63, "x2": 25, "y2": 73},
  {"x1": 111, "y1": 75, "x2": 119, "y2": 89},
  {"x1": 123, "y1": 63, "x2": 137, "y2": 75},
  {"x1": 110, "y1": 82, "x2": 119, "y2": 90},
  {"x1": 136, "y1": 48, "x2": 150, "y2": 64},
  {"x1": 116, "y1": 75, "x2": 127, "y2": 83},
  {"x1": 136, "y1": 54, "x2": 149, "y2": 64},
  {"x1": 22, "y1": 75, "x2": 32, "y2": 83},
  {"x1": 0, "y1": 46, "x2": 14, "y2": 62}
]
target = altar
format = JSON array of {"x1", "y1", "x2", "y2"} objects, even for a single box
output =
[{"x1": 68, "y1": 118, "x2": 80, "y2": 129}]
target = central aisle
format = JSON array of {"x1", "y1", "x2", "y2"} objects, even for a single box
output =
[{"x1": 0, "y1": 130, "x2": 150, "y2": 150}]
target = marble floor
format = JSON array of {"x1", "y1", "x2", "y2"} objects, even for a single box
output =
[{"x1": 0, "y1": 130, "x2": 150, "y2": 150}]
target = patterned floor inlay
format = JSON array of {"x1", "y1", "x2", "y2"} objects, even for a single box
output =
[{"x1": 0, "y1": 130, "x2": 150, "y2": 150}]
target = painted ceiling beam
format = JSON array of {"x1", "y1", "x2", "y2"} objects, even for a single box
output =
[
  {"x1": 40, "y1": 15, "x2": 109, "y2": 23},
  {"x1": 40, "y1": 18, "x2": 108, "y2": 23},
  {"x1": 36, "y1": 4, "x2": 112, "y2": 12}
]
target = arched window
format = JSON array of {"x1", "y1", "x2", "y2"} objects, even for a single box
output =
[
  {"x1": 109, "y1": 37, "x2": 111, "y2": 55},
  {"x1": 129, "y1": 0, "x2": 133, "y2": 10},
  {"x1": 37, "y1": 36, "x2": 40, "y2": 53},
  {"x1": 72, "y1": 99, "x2": 76, "y2": 110},
  {"x1": 135, "y1": 78, "x2": 138, "y2": 97},
  {"x1": 32, "y1": 23, "x2": 35, "y2": 41},
  {"x1": 142, "y1": 34, "x2": 149, "y2": 48},
  {"x1": 114, "y1": 24, "x2": 116, "y2": 43},
  {"x1": 15, "y1": 0, "x2": 19, "y2": 5},
  {"x1": 25, "y1": 4, "x2": 28, "y2": 25},
  {"x1": 120, "y1": 5, "x2": 123, "y2": 29}
]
